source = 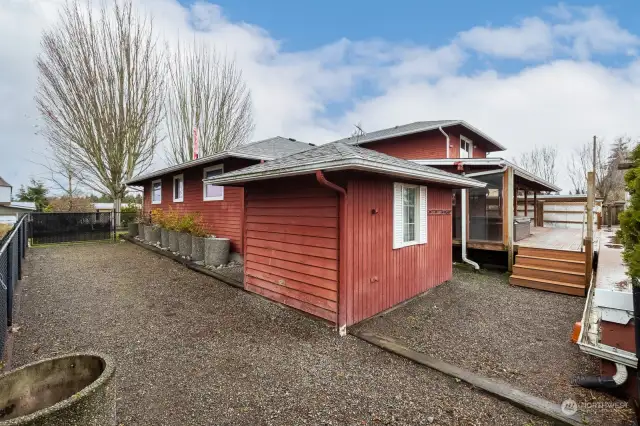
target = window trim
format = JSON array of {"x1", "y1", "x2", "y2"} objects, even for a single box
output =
[
  {"x1": 151, "y1": 179, "x2": 162, "y2": 205},
  {"x1": 393, "y1": 182, "x2": 427, "y2": 249},
  {"x1": 173, "y1": 174, "x2": 184, "y2": 203},
  {"x1": 460, "y1": 135, "x2": 473, "y2": 158},
  {"x1": 401, "y1": 184, "x2": 419, "y2": 245},
  {"x1": 203, "y1": 164, "x2": 224, "y2": 201}
]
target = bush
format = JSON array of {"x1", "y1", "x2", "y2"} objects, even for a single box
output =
[
  {"x1": 150, "y1": 208, "x2": 165, "y2": 227},
  {"x1": 619, "y1": 143, "x2": 640, "y2": 278},
  {"x1": 121, "y1": 204, "x2": 139, "y2": 227}
]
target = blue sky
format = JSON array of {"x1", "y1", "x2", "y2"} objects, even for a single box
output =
[
  {"x1": 2, "y1": 0, "x2": 640, "y2": 193},
  {"x1": 190, "y1": 0, "x2": 636, "y2": 53}
]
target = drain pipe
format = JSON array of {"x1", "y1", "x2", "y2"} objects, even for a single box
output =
[
  {"x1": 460, "y1": 187, "x2": 480, "y2": 271},
  {"x1": 316, "y1": 171, "x2": 348, "y2": 336},
  {"x1": 574, "y1": 362, "x2": 628, "y2": 390},
  {"x1": 439, "y1": 126, "x2": 450, "y2": 159}
]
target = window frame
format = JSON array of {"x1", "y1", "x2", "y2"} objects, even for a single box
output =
[
  {"x1": 393, "y1": 182, "x2": 428, "y2": 249},
  {"x1": 460, "y1": 135, "x2": 473, "y2": 158},
  {"x1": 203, "y1": 164, "x2": 225, "y2": 201},
  {"x1": 151, "y1": 179, "x2": 162, "y2": 205},
  {"x1": 173, "y1": 174, "x2": 184, "y2": 203}
]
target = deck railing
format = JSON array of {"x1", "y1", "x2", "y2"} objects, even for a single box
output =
[{"x1": 0, "y1": 215, "x2": 28, "y2": 360}]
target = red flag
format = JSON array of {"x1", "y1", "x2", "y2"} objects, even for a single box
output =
[{"x1": 193, "y1": 127, "x2": 199, "y2": 160}]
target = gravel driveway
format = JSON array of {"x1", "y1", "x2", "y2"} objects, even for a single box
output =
[
  {"x1": 7, "y1": 242, "x2": 552, "y2": 425},
  {"x1": 352, "y1": 266, "x2": 633, "y2": 425}
]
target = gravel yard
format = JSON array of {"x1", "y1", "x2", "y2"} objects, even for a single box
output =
[
  {"x1": 7, "y1": 243, "x2": 552, "y2": 426},
  {"x1": 352, "y1": 266, "x2": 634, "y2": 425}
]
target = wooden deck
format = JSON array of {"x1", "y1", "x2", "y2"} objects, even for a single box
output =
[{"x1": 515, "y1": 226, "x2": 595, "y2": 252}]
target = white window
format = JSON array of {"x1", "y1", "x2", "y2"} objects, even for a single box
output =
[
  {"x1": 393, "y1": 183, "x2": 427, "y2": 249},
  {"x1": 173, "y1": 174, "x2": 184, "y2": 202},
  {"x1": 151, "y1": 179, "x2": 162, "y2": 204},
  {"x1": 460, "y1": 135, "x2": 473, "y2": 158},
  {"x1": 203, "y1": 165, "x2": 224, "y2": 201}
]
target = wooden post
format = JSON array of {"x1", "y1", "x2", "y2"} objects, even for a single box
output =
[
  {"x1": 585, "y1": 171, "x2": 595, "y2": 288},
  {"x1": 513, "y1": 186, "x2": 518, "y2": 217},
  {"x1": 533, "y1": 192, "x2": 537, "y2": 226},
  {"x1": 507, "y1": 168, "x2": 515, "y2": 272},
  {"x1": 524, "y1": 190, "x2": 528, "y2": 217}
]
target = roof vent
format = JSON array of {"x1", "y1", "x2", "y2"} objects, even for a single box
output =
[{"x1": 288, "y1": 138, "x2": 296, "y2": 141}]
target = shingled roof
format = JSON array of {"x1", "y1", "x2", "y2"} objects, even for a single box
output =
[
  {"x1": 332, "y1": 120, "x2": 506, "y2": 152},
  {"x1": 204, "y1": 142, "x2": 485, "y2": 188},
  {"x1": 0, "y1": 176, "x2": 11, "y2": 187},
  {"x1": 126, "y1": 137, "x2": 314, "y2": 185}
]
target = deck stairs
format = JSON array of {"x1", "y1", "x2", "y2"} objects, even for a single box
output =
[{"x1": 509, "y1": 247, "x2": 587, "y2": 296}]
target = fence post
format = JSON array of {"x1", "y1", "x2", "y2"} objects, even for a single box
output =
[
  {"x1": 17, "y1": 226, "x2": 22, "y2": 280},
  {"x1": 6, "y1": 240, "x2": 13, "y2": 327}
]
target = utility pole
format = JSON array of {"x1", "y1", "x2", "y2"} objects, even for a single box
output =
[
  {"x1": 592, "y1": 135, "x2": 597, "y2": 173},
  {"x1": 585, "y1": 171, "x2": 595, "y2": 289}
]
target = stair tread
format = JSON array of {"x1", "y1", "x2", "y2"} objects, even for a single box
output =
[
  {"x1": 516, "y1": 254, "x2": 585, "y2": 264},
  {"x1": 510, "y1": 275, "x2": 584, "y2": 288},
  {"x1": 513, "y1": 264, "x2": 585, "y2": 276}
]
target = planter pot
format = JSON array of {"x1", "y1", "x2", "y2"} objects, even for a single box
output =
[
  {"x1": 137, "y1": 223, "x2": 145, "y2": 239},
  {"x1": 127, "y1": 222, "x2": 138, "y2": 237},
  {"x1": 191, "y1": 236, "x2": 205, "y2": 261},
  {"x1": 169, "y1": 230, "x2": 180, "y2": 253},
  {"x1": 148, "y1": 226, "x2": 161, "y2": 245},
  {"x1": 178, "y1": 233, "x2": 192, "y2": 257},
  {"x1": 205, "y1": 237, "x2": 230, "y2": 267},
  {"x1": 160, "y1": 228, "x2": 170, "y2": 249},
  {"x1": 0, "y1": 353, "x2": 116, "y2": 426},
  {"x1": 143, "y1": 225, "x2": 152, "y2": 242}
]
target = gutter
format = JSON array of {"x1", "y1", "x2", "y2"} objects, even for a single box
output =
[
  {"x1": 438, "y1": 126, "x2": 450, "y2": 159},
  {"x1": 315, "y1": 171, "x2": 348, "y2": 337}
]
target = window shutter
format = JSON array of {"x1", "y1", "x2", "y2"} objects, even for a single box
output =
[
  {"x1": 393, "y1": 183, "x2": 403, "y2": 249},
  {"x1": 419, "y1": 186, "x2": 428, "y2": 244}
]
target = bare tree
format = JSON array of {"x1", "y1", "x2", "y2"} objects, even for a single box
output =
[
  {"x1": 513, "y1": 145, "x2": 558, "y2": 184},
  {"x1": 567, "y1": 136, "x2": 631, "y2": 201},
  {"x1": 36, "y1": 0, "x2": 164, "y2": 222},
  {"x1": 165, "y1": 41, "x2": 254, "y2": 164}
]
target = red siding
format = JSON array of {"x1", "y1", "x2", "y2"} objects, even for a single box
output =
[
  {"x1": 244, "y1": 180, "x2": 339, "y2": 323},
  {"x1": 344, "y1": 180, "x2": 453, "y2": 325},
  {"x1": 365, "y1": 130, "x2": 488, "y2": 160},
  {"x1": 142, "y1": 158, "x2": 253, "y2": 252}
]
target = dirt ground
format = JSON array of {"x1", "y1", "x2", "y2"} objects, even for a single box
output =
[
  {"x1": 6, "y1": 242, "x2": 553, "y2": 426},
  {"x1": 352, "y1": 265, "x2": 634, "y2": 425}
]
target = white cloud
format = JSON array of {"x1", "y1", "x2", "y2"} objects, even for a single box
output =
[
  {"x1": 0, "y1": 0, "x2": 639, "y2": 195},
  {"x1": 457, "y1": 17, "x2": 554, "y2": 60}
]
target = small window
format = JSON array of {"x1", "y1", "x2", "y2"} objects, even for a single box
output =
[
  {"x1": 460, "y1": 136, "x2": 473, "y2": 158},
  {"x1": 393, "y1": 183, "x2": 427, "y2": 249},
  {"x1": 151, "y1": 179, "x2": 162, "y2": 204},
  {"x1": 173, "y1": 174, "x2": 184, "y2": 202},
  {"x1": 203, "y1": 165, "x2": 224, "y2": 201}
]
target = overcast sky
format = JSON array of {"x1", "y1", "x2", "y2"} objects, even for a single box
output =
[{"x1": 1, "y1": 0, "x2": 639, "y2": 195}]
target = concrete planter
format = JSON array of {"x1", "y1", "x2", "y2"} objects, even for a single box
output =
[
  {"x1": 137, "y1": 223, "x2": 145, "y2": 239},
  {"x1": 148, "y1": 226, "x2": 161, "y2": 245},
  {"x1": 0, "y1": 353, "x2": 116, "y2": 426},
  {"x1": 143, "y1": 225, "x2": 152, "y2": 242},
  {"x1": 160, "y1": 228, "x2": 170, "y2": 249},
  {"x1": 191, "y1": 236, "x2": 205, "y2": 261},
  {"x1": 127, "y1": 222, "x2": 138, "y2": 237},
  {"x1": 205, "y1": 237, "x2": 230, "y2": 267},
  {"x1": 178, "y1": 233, "x2": 192, "y2": 257},
  {"x1": 169, "y1": 230, "x2": 180, "y2": 253}
]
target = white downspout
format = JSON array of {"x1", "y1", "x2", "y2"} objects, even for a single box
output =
[{"x1": 439, "y1": 126, "x2": 450, "y2": 159}]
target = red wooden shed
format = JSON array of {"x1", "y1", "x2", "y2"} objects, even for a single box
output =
[{"x1": 206, "y1": 142, "x2": 485, "y2": 332}]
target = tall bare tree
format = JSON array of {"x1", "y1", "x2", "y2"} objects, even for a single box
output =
[
  {"x1": 165, "y1": 41, "x2": 254, "y2": 164},
  {"x1": 513, "y1": 145, "x2": 558, "y2": 184},
  {"x1": 567, "y1": 136, "x2": 631, "y2": 201},
  {"x1": 36, "y1": 0, "x2": 164, "y2": 221}
]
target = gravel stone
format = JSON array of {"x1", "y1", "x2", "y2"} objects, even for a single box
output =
[
  {"x1": 11, "y1": 244, "x2": 552, "y2": 425},
  {"x1": 353, "y1": 266, "x2": 634, "y2": 425}
]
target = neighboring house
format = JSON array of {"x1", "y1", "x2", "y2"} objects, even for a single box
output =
[
  {"x1": 93, "y1": 202, "x2": 142, "y2": 212},
  {"x1": 0, "y1": 177, "x2": 36, "y2": 224},
  {"x1": 205, "y1": 142, "x2": 484, "y2": 330},
  {"x1": 126, "y1": 137, "x2": 315, "y2": 254}
]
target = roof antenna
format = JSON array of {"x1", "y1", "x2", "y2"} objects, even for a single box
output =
[{"x1": 351, "y1": 122, "x2": 366, "y2": 144}]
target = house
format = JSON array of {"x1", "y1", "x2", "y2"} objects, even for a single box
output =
[
  {"x1": 0, "y1": 177, "x2": 36, "y2": 224},
  {"x1": 205, "y1": 142, "x2": 485, "y2": 331},
  {"x1": 126, "y1": 137, "x2": 315, "y2": 255},
  {"x1": 93, "y1": 202, "x2": 142, "y2": 212}
]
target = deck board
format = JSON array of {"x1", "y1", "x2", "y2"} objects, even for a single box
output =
[{"x1": 515, "y1": 227, "x2": 598, "y2": 252}]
